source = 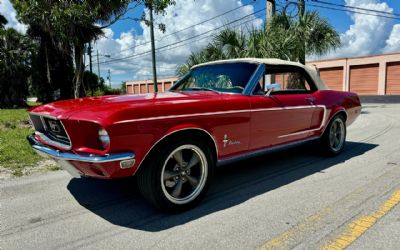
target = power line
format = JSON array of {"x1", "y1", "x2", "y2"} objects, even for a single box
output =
[
  {"x1": 306, "y1": 2, "x2": 400, "y2": 21},
  {"x1": 112, "y1": 2, "x2": 258, "y2": 56},
  {"x1": 99, "y1": 7, "x2": 266, "y2": 65},
  {"x1": 311, "y1": 0, "x2": 400, "y2": 17},
  {"x1": 99, "y1": 13, "x2": 264, "y2": 66}
]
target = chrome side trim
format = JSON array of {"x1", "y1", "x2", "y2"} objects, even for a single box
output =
[
  {"x1": 115, "y1": 105, "x2": 321, "y2": 124},
  {"x1": 135, "y1": 127, "x2": 219, "y2": 174},
  {"x1": 28, "y1": 135, "x2": 134, "y2": 163},
  {"x1": 217, "y1": 136, "x2": 320, "y2": 166},
  {"x1": 115, "y1": 110, "x2": 251, "y2": 124},
  {"x1": 277, "y1": 105, "x2": 327, "y2": 138}
]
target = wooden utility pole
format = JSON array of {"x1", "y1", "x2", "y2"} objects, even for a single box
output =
[
  {"x1": 96, "y1": 50, "x2": 100, "y2": 77},
  {"x1": 88, "y1": 42, "x2": 93, "y2": 73},
  {"x1": 298, "y1": 0, "x2": 306, "y2": 64},
  {"x1": 266, "y1": 0, "x2": 276, "y2": 86},
  {"x1": 149, "y1": 5, "x2": 158, "y2": 93},
  {"x1": 298, "y1": 0, "x2": 305, "y2": 19},
  {"x1": 266, "y1": 0, "x2": 275, "y2": 25},
  {"x1": 107, "y1": 69, "x2": 111, "y2": 88}
]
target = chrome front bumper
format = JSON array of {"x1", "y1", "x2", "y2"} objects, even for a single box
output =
[{"x1": 27, "y1": 134, "x2": 135, "y2": 177}]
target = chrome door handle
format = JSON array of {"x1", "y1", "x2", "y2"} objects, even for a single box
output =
[{"x1": 305, "y1": 97, "x2": 316, "y2": 103}]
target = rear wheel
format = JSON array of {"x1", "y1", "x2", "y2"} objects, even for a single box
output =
[
  {"x1": 320, "y1": 114, "x2": 346, "y2": 155},
  {"x1": 137, "y1": 138, "x2": 214, "y2": 212}
]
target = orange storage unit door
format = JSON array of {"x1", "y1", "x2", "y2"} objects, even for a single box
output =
[
  {"x1": 140, "y1": 84, "x2": 147, "y2": 93},
  {"x1": 133, "y1": 84, "x2": 140, "y2": 94},
  {"x1": 319, "y1": 67, "x2": 343, "y2": 91},
  {"x1": 386, "y1": 62, "x2": 400, "y2": 95},
  {"x1": 350, "y1": 64, "x2": 379, "y2": 95},
  {"x1": 274, "y1": 74, "x2": 288, "y2": 89},
  {"x1": 164, "y1": 82, "x2": 172, "y2": 91},
  {"x1": 157, "y1": 82, "x2": 162, "y2": 92},
  {"x1": 127, "y1": 85, "x2": 133, "y2": 94},
  {"x1": 148, "y1": 84, "x2": 155, "y2": 93}
]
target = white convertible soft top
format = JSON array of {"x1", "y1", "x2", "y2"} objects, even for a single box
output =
[{"x1": 192, "y1": 58, "x2": 328, "y2": 90}]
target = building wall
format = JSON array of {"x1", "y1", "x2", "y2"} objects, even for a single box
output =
[
  {"x1": 125, "y1": 53, "x2": 400, "y2": 96},
  {"x1": 124, "y1": 77, "x2": 179, "y2": 94},
  {"x1": 307, "y1": 52, "x2": 400, "y2": 95}
]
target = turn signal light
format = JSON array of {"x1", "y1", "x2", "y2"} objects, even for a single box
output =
[{"x1": 98, "y1": 128, "x2": 110, "y2": 149}]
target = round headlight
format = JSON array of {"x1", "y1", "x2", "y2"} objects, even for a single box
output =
[{"x1": 98, "y1": 128, "x2": 110, "y2": 149}]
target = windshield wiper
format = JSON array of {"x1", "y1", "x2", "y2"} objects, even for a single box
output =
[{"x1": 185, "y1": 87, "x2": 220, "y2": 93}]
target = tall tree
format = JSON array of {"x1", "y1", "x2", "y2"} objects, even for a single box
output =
[
  {"x1": 12, "y1": 0, "x2": 131, "y2": 98},
  {"x1": 0, "y1": 24, "x2": 36, "y2": 107},
  {"x1": 0, "y1": 14, "x2": 7, "y2": 28},
  {"x1": 177, "y1": 11, "x2": 340, "y2": 76}
]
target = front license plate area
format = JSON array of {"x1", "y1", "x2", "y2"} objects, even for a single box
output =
[{"x1": 57, "y1": 160, "x2": 82, "y2": 178}]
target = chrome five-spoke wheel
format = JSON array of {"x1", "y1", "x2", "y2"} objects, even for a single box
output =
[
  {"x1": 137, "y1": 138, "x2": 213, "y2": 212},
  {"x1": 161, "y1": 145, "x2": 208, "y2": 204},
  {"x1": 329, "y1": 118, "x2": 345, "y2": 152},
  {"x1": 321, "y1": 114, "x2": 346, "y2": 155}
]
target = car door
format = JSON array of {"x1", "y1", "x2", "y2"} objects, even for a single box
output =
[{"x1": 249, "y1": 66, "x2": 317, "y2": 151}]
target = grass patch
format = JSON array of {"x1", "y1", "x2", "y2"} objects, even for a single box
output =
[{"x1": 0, "y1": 108, "x2": 55, "y2": 176}]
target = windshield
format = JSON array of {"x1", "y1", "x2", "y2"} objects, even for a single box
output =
[{"x1": 171, "y1": 62, "x2": 258, "y2": 94}]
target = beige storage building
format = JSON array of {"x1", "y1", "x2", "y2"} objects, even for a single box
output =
[
  {"x1": 307, "y1": 52, "x2": 400, "y2": 95},
  {"x1": 125, "y1": 53, "x2": 400, "y2": 95}
]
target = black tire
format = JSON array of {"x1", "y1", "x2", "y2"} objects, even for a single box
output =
[
  {"x1": 320, "y1": 114, "x2": 347, "y2": 156},
  {"x1": 136, "y1": 137, "x2": 214, "y2": 212}
]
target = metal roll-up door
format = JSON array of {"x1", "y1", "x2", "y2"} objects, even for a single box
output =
[
  {"x1": 133, "y1": 84, "x2": 140, "y2": 94},
  {"x1": 386, "y1": 62, "x2": 400, "y2": 95},
  {"x1": 127, "y1": 85, "x2": 133, "y2": 94},
  {"x1": 319, "y1": 67, "x2": 343, "y2": 91},
  {"x1": 350, "y1": 64, "x2": 379, "y2": 95}
]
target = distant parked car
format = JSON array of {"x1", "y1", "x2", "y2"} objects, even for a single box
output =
[{"x1": 27, "y1": 58, "x2": 361, "y2": 212}]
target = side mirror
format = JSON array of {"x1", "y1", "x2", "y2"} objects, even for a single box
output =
[{"x1": 265, "y1": 83, "x2": 281, "y2": 96}]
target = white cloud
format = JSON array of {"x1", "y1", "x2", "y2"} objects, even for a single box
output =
[
  {"x1": 314, "y1": 0, "x2": 398, "y2": 60},
  {"x1": 0, "y1": 0, "x2": 27, "y2": 33},
  {"x1": 92, "y1": 0, "x2": 262, "y2": 81},
  {"x1": 383, "y1": 24, "x2": 400, "y2": 52}
]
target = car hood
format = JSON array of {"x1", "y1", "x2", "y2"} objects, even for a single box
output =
[{"x1": 29, "y1": 91, "x2": 222, "y2": 123}]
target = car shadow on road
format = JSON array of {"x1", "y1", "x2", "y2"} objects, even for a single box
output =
[{"x1": 67, "y1": 141, "x2": 377, "y2": 232}]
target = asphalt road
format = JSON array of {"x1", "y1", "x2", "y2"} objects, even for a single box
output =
[{"x1": 2, "y1": 103, "x2": 400, "y2": 250}]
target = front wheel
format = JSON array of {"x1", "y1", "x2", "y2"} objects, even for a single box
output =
[
  {"x1": 137, "y1": 138, "x2": 214, "y2": 212},
  {"x1": 320, "y1": 114, "x2": 346, "y2": 156}
]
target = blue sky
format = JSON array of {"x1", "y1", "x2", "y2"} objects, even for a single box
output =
[{"x1": 1, "y1": 0, "x2": 400, "y2": 87}]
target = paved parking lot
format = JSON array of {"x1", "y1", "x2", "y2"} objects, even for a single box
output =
[{"x1": 2, "y1": 103, "x2": 400, "y2": 250}]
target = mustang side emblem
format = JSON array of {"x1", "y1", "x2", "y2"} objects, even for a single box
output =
[{"x1": 223, "y1": 134, "x2": 241, "y2": 148}]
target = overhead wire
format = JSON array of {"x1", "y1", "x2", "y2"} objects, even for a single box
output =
[
  {"x1": 99, "y1": 7, "x2": 266, "y2": 65},
  {"x1": 303, "y1": 1, "x2": 400, "y2": 21},
  {"x1": 311, "y1": 0, "x2": 400, "y2": 17},
  {"x1": 95, "y1": 11, "x2": 264, "y2": 69},
  {"x1": 110, "y1": 1, "x2": 258, "y2": 56}
]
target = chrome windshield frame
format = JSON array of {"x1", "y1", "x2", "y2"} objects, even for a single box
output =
[
  {"x1": 170, "y1": 62, "x2": 263, "y2": 95},
  {"x1": 243, "y1": 63, "x2": 265, "y2": 96}
]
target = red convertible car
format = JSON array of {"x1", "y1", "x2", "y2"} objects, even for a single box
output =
[{"x1": 28, "y1": 58, "x2": 361, "y2": 211}]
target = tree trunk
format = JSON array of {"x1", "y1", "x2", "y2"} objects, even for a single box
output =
[
  {"x1": 73, "y1": 44, "x2": 84, "y2": 98},
  {"x1": 44, "y1": 43, "x2": 51, "y2": 85}
]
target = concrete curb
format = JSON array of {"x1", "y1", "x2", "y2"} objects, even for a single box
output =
[{"x1": 360, "y1": 95, "x2": 400, "y2": 104}]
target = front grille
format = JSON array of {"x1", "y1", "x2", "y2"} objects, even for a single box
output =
[{"x1": 29, "y1": 114, "x2": 71, "y2": 148}]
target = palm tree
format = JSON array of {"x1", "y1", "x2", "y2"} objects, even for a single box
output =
[
  {"x1": 0, "y1": 14, "x2": 7, "y2": 29},
  {"x1": 177, "y1": 11, "x2": 340, "y2": 76}
]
